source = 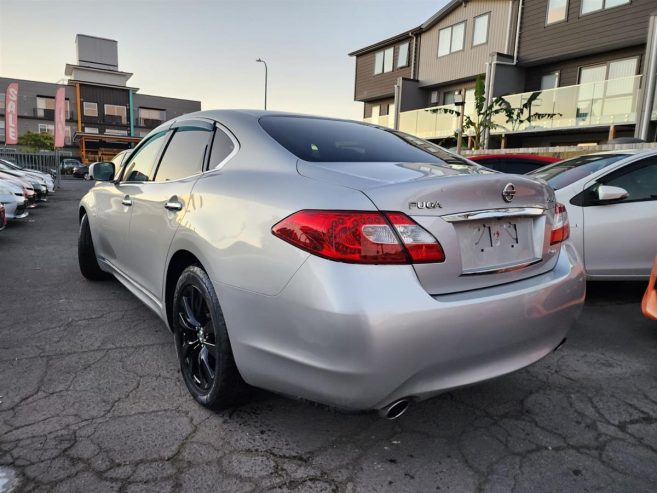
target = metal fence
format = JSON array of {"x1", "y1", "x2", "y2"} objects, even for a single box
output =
[{"x1": 0, "y1": 147, "x2": 71, "y2": 186}]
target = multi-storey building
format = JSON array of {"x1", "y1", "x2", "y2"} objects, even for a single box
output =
[
  {"x1": 350, "y1": 0, "x2": 657, "y2": 147},
  {"x1": 1, "y1": 35, "x2": 201, "y2": 162}
]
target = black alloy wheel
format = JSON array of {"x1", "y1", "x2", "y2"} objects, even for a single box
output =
[{"x1": 173, "y1": 265, "x2": 245, "y2": 410}]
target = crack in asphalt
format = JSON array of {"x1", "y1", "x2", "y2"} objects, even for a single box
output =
[{"x1": 1, "y1": 181, "x2": 656, "y2": 492}]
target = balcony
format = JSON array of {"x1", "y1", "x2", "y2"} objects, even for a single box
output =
[
  {"x1": 363, "y1": 114, "x2": 394, "y2": 128},
  {"x1": 398, "y1": 75, "x2": 643, "y2": 140}
]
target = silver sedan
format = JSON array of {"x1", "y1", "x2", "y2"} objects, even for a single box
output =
[{"x1": 79, "y1": 111, "x2": 585, "y2": 417}]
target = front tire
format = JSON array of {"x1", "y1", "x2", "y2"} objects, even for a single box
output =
[
  {"x1": 78, "y1": 214, "x2": 111, "y2": 280},
  {"x1": 173, "y1": 265, "x2": 246, "y2": 410}
]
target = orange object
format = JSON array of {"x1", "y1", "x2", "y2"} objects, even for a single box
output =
[{"x1": 642, "y1": 255, "x2": 657, "y2": 320}]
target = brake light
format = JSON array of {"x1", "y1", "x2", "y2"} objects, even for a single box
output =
[
  {"x1": 272, "y1": 210, "x2": 445, "y2": 264},
  {"x1": 550, "y1": 203, "x2": 570, "y2": 245}
]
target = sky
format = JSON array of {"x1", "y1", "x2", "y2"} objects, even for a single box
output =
[{"x1": 0, "y1": 0, "x2": 447, "y2": 119}]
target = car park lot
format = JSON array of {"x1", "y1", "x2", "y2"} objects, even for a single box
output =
[{"x1": 0, "y1": 180, "x2": 656, "y2": 492}]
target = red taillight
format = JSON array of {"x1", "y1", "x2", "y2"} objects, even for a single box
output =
[
  {"x1": 272, "y1": 210, "x2": 445, "y2": 264},
  {"x1": 550, "y1": 203, "x2": 570, "y2": 245}
]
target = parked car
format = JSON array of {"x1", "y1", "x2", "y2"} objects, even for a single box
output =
[
  {"x1": 0, "y1": 164, "x2": 48, "y2": 202},
  {"x1": 0, "y1": 180, "x2": 28, "y2": 221},
  {"x1": 61, "y1": 158, "x2": 82, "y2": 175},
  {"x1": 469, "y1": 154, "x2": 560, "y2": 174},
  {"x1": 79, "y1": 110, "x2": 585, "y2": 417},
  {"x1": 0, "y1": 203, "x2": 6, "y2": 231},
  {"x1": 0, "y1": 158, "x2": 55, "y2": 192},
  {"x1": 529, "y1": 150, "x2": 657, "y2": 279},
  {"x1": 72, "y1": 164, "x2": 90, "y2": 179},
  {"x1": 642, "y1": 256, "x2": 657, "y2": 320},
  {"x1": 0, "y1": 171, "x2": 36, "y2": 206}
]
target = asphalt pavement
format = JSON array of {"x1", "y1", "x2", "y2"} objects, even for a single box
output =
[{"x1": 0, "y1": 180, "x2": 656, "y2": 492}]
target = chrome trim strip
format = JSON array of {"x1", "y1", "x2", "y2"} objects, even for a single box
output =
[
  {"x1": 460, "y1": 258, "x2": 543, "y2": 276},
  {"x1": 442, "y1": 207, "x2": 545, "y2": 223}
]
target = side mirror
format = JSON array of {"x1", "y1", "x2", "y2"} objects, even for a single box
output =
[
  {"x1": 89, "y1": 162, "x2": 115, "y2": 182},
  {"x1": 597, "y1": 185, "x2": 628, "y2": 202}
]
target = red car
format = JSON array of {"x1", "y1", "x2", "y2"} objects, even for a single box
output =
[
  {"x1": 0, "y1": 203, "x2": 6, "y2": 231},
  {"x1": 468, "y1": 154, "x2": 560, "y2": 174}
]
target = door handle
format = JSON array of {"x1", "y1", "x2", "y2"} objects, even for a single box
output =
[
  {"x1": 122, "y1": 196, "x2": 132, "y2": 206},
  {"x1": 164, "y1": 199, "x2": 183, "y2": 212}
]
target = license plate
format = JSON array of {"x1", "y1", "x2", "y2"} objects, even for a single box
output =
[{"x1": 456, "y1": 218, "x2": 537, "y2": 273}]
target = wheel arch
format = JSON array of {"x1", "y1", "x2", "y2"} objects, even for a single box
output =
[{"x1": 165, "y1": 249, "x2": 203, "y2": 331}]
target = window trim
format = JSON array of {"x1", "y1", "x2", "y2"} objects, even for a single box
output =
[
  {"x1": 438, "y1": 21, "x2": 466, "y2": 58},
  {"x1": 83, "y1": 101, "x2": 98, "y2": 117},
  {"x1": 472, "y1": 12, "x2": 490, "y2": 47},
  {"x1": 545, "y1": 0, "x2": 569, "y2": 26},
  {"x1": 397, "y1": 41, "x2": 410, "y2": 68},
  {"x1": 580, "y1": 0, "x2": 631, "y2": 17}
]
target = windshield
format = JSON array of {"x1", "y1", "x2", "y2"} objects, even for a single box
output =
[
  {"x1": 259, "y1": 116, "x2": 479, "y2": 168},
  {"x1": 528, "y1": 154, "x2": 628, "y2": 190}
]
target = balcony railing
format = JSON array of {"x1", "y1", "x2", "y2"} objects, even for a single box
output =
[
  {"x1": 398, "y1": 75, "x2": 643, "y2": 140},
  {"x1": 363, "y1": 114, "x2": 394, "y2": 128}
]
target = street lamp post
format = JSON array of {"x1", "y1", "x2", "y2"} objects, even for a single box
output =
[{"x1": 256, "y1": 58, "x2": 268, "y2": 110}]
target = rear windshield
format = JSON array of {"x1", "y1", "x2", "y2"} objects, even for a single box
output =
[
  {"x1": 259, "y1": 116, "x2": 477, "y2": 167},
  {"x1": 528, "y1": 154, "x2": 627, "y2": 190}
]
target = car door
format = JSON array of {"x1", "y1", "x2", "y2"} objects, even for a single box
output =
[
  {"x1": 581, "y1": 156, "x2": 657, "y2": 278},
  {"x1": 124, "y1": 119, "x2": 215, "y2": 299},
  {"x1": 102, "y1": 131, "x2": 170, "y2": 277}
]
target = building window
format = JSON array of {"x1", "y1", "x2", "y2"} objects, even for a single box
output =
[
  {"x1": 38, "y1": 124, "x2": 71, "y2": 145},
  {"x1": 578, "y1": 57, "x2": 638, "y2": 84},
  {"x1": 104, "y1": 104, "x2": 127, "y2": 125},
  {"x1": 83, "y1": 102, "x2": 98, "y2": 117},
  {"x1": 581, "y1": 0, "x2": 629, "y2": 15},
  {"x1": 443, "y1": 91, "x2": 457, "y2": 105},
  {"x1": 105, "y1": 128, "x2": 129, "y2": 136},
  {"x1": 85, "y1": 127, "x2": 99, "y2": 134},
  {"x1": 0, "y1": 94, "x2": 5, "y2": 111},
  {"x1": 472, "y1": 13, "x2": 490, "y2": 46},
  {"x1": 438, "y1": 21, "x2": 465, "y2": 57},
  {"x1": 36, "y1": 96, "x2": 71, "y2": 119},
  {"x1": 430, "y1": 90, "x2": 439, "y2": 105},
  {"x1": 138, "y1": 107, "x2": 166, "y2": 127},
  {"x1": 374, "y1": 47, "x2": 395, "y2": 75},
  {"x1": 541, "y1": 72, "x2": 560, "y2": 89},
  {"x1": 546, "y1": 0, "x2": 568, "y2": 24},
  {"x1": 397, "y1": 42, "x2": 410, "y2": 68}
]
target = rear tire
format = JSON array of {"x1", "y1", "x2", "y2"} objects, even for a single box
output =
[
  {"x1": 78, "y1": 214, "x2": 111, "y2": 280},
  {"x1": 173, "y1": 265, "x2": 246, "y2": 410}
]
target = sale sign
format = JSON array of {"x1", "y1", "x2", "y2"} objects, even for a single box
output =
[
  {"x1": 54, "y1": 87, "x2": 66, "y2": 148},
  {"x1": 5, "y1": 83, "x2": 18, "y2": 145}
]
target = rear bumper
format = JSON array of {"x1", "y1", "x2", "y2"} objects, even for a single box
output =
[{"x1": 219, "y1": 242, "x2": 585, "y2": 411}]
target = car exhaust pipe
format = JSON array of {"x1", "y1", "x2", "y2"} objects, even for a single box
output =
[{"x1": 378, "y1": 399, "x2": 410, "y2": 420}]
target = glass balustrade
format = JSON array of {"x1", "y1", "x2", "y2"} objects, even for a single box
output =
[
  {"x1": 398, "y1": 75, "x2": 642, "y2": 140},
  {"x1": 363, "y1": 114, "x2": 393, "y2": 128}
]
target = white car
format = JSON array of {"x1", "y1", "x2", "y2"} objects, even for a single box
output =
[
  {"x1": 529, "y1": 149, "x2": 657, "y2": 279},
  {"x1": 0, "y1": 180, "x2": 28, "y2": 221}
]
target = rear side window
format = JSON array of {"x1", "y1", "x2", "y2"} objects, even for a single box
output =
[
  {"x1": 208, "y1": 128, "x2": 236, "y2": 168},
  {"x1": 529, "y1": 154, "x2": 627, "y2": 190},
  {"x1": 260, "y1": 116, "x2": 449, "y2": 164},
  {"x1": 122, "y1": 132, "x2": 168, "y2": 182},
  {"x1": 154, "y1": 127, "x2": 212, "y2": 182}
]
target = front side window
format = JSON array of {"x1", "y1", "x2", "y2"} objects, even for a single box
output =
[
  {"x1": 154, "y1": 127, "x2": 212, "y2": 182},
  {"x1": 546, "y1": 0, "x2": 568, "y2": 24},
  {"x1": 122, "y1": 132, "x2": 168, "y2": 182},
  {"x1": 104, "y1": 104, "x2": 127, "y2": 125},
  {"x1": 397, "y1": 42, "x2": 410, "y2": 68},
  {"x1": 600, "y1": 157, "x2": 657, "y2": 203},
  {"x1": 438, "y1": 21, "x2": 466, "y2": 57},
  {"x1": 83, "y1": 102, "x2": 98, "y2": 117},
  {"x1": 472, "y1": 13, "x2": 490, "y2": 46},
  {"x1": 582, "y1": 0, "x2": 629, "y2": 15}
]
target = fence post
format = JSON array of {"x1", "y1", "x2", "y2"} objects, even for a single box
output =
[{"x1": 55, "y1": 150, "x2": 61, "y2": 189}]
